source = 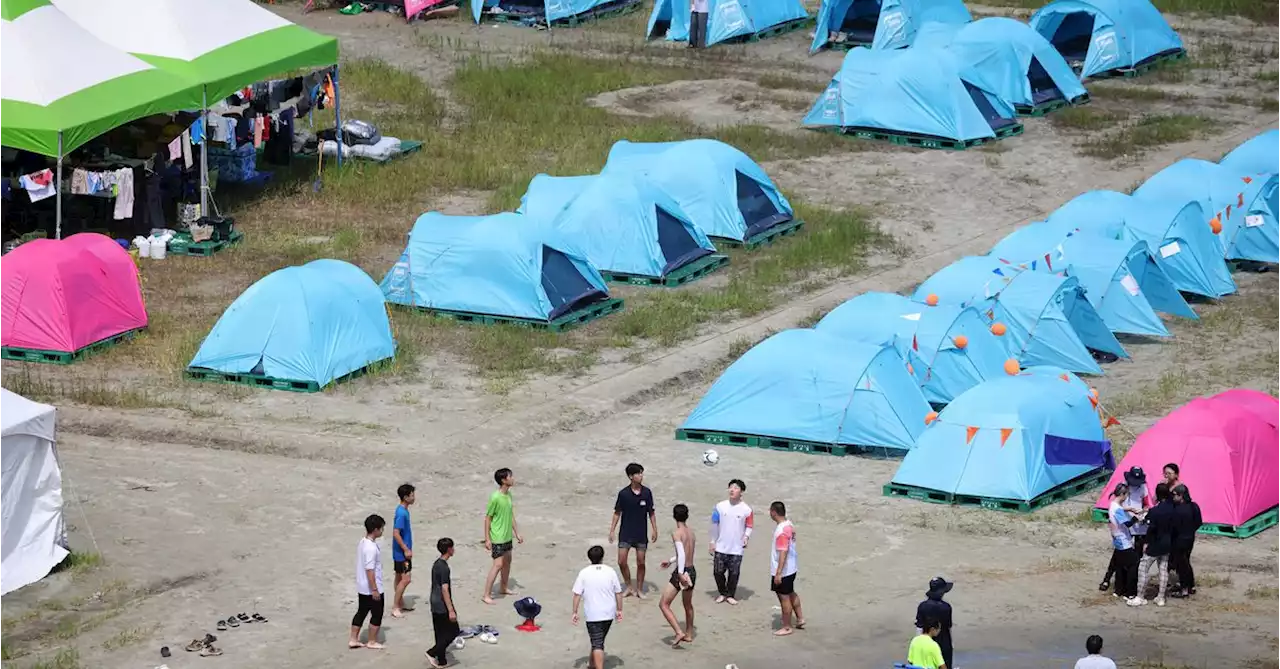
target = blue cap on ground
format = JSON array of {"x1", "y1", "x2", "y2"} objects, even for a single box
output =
[{"x1": 514, "y1": 597, "x2": 541, "y2": 620}]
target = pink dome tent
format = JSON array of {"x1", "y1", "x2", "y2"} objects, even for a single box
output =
[
  {"x1": 2, "y1": 234, "x2": 147, "y2": 363},
  {"x1": 1094, "y1": 390, "x2": 1279, "y2": 538}
]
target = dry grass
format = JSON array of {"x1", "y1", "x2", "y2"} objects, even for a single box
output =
[{"x1": 1080, "y1": 114, "x2": 1217, "y2": 160}]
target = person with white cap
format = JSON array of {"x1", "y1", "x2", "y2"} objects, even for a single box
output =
[{"x1": 915, "y1": 576, "x2": 954, "y2": 668}]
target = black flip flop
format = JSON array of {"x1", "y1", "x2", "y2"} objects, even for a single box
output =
[
  {"x1": 203, "y1": 633, "x2": 218, "y2": 645},
  {"x1": 236, "y1": 612, "x2": 251, "y2": 623},
  {"x1": 216, "y1": 620, "x2": 228, "y2": 631},
  {"x1": 251, "y1": 613, "x2": 268, "y2": 623},
  {"x1": 161, "y1": 646, "x2": 171, "y2": 658},
  {"x1": 226, "y1": 616, "x2": 240, "y2": 628}
]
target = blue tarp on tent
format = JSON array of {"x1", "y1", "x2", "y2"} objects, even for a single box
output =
[
  {"x1": 889, "y1": 366, "x2": 1113, "y2": 503},
  {"x1": 809, "y1": 0, "x2": 971, "y2": 53},
  {"x1": 1029, "y1": 0, "x2": 1183, "y2": 79},
  {"x1": 911, "y1": 17, "x2": 1088, "y2": 111},
  {"x1": 814, "y1": 292, "x2": 1008, "y2": 405},
  {"x1": 1220, "y1": 128, "x2": 1280, "y2": 176},
  {"x1": 1134, "y1": 159, "x2": 1280, "y2": 264},
  {"x1": 380, "y1": 212, "x2": 610, "y2": 322},
  {"x1": 681, "y1": 329, "x2": 931, "y2": 452},
  {"x1": 523, "y1": 171, "x2": 718, "y2": 279},
  {"x1": 913, "y1": 256, "x2": 1127, "y2": 375},
  {"x1": 603, "y1": 139, "x2": 793, "y2": 243},
  {"x1": 803, "y1": 47, "x2": 1018, "y2": 142},
  {"x1": 472, "y1": 0, "x2": 619, "y2": 24},
  {"x1": 189, "y1": 260, "x2": 395, "y2": 387},
  {"x1": 647, "y1": 0, "x2": 808, "y2": 47},
  {"x1": 1046, "y1": 190, "x2": 1236, "y2": 298},
  {"x1": 989, "y1": 227, "x2": 1195, "y2": 335}
]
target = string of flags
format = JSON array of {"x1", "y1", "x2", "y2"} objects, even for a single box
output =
[{"x1": 927, "y1": 372, "x2": 1120, "y2": 447}]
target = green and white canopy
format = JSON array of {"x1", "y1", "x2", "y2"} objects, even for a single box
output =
[
  {"x1": 52, "y1": 0, "x2": 339, "y2": 108},
  {"x1": 1, "y1": 0, "x2": 200, "y2": 156}
]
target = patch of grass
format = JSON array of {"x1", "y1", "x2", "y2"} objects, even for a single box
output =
[
  {"x1": 1080, "y1": 114, "x2": 1216, "y2": 159},
  {"x1": 755, "y1": 73, "x2": 823, "y2": 93},
  {"x1": 1197, "y1": 573, "x2": 1233, "y2": 587},
  {"x1": 1089, "y1": 84, "x2": 1190, "y2": 103},
  {"x1": 1049, "y1": 107, "x2": 1129, "y2": 132},
  {"x1": 1255, "y1": 70, "x2": 1280, "y2": 82},
  {"x1": 1, "y1": 369, "x2": 179, "y2": 411},
  {"x1": 26, "y1": 648, "x2": 80, "y2": 669},
  {"x1": 51, "y1": 552, "x2": 103, "y2": 577},
  {"x1": 101, "y1": 627, "x2": 148, "y2": 651},
  {"x1": 1245, "y1": 584, "x2": 1278, "y2": 600}
]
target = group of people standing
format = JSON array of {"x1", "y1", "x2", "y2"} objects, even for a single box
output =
[{"x1": 1102, "y1": 464, "x2": 1204, "y2": 606}]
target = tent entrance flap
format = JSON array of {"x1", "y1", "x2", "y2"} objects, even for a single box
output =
[
  {"x1": 735, "y1": 171, "x2": 792, "y2": 238},
  {"x1": 656, "y1": 206, "x2": 712, "y2": 275},
  {"x1": 1044, "y1": 434, "x2": 1116, "y2": 470},
  {"x1": 541, "y1": 246, "x2": 606, "y2": 320},
  {"x1": 494, "y1": 0, "x2": 546, "y2": 17},
  {"x1": 840, "y1": 0, "x2": 883, "y2": 43},
  {"x1": 963, "y1": 83, "x2": 1018, "y2": 131},
  {"x1": 1027, "y1": 58, "x2": 1064, "y2": 105},
  {"x1": 1049, "y1": 12, "x2": 1095, "y2": 64}
]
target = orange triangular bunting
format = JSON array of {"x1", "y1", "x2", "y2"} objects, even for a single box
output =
[
  {"x1": 912, "y1": 335, "x2": 919, "y2": 351},
  {"x1": 1059, "y1": 373, "x2": 1069, "y2": 382},
  {"x1": 999, "y1": 428, "x2": 1013, "y2": 447},
  {"x1": 965, "y1": 426, "x2": 979, "y2": 444},
  {"x1": 1104, "y1": 416, "x2": 1120, "y2": 428},
  {"x1": 1243, "y1": 175, "x2": 1254, "y2": 184}
]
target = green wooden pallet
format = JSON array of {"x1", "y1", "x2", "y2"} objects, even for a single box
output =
[
  {"x1": 828, "y1": 39, "x2": 873, "y2": 51},
  {"x1": 883, "y1": 467, "x2": 1113, "y2": 513},
  {"x1": 836, "y1": 122, "x2": 1023, "y2": 150},
  {"x1": 713, "y1": 219, "x2": 805, "y2": 250},
  {"x1": 169, "y1": 230, "x2": 244, "y2": 257},
  {"x1": 2, "y1": 328, "x2": 143, "y2": 364},
  {"x1": 1092, "y1": 49, "x2": 1187, "y2": 80},
  {"x1": 185, "y1": 362, "x2": 376, "y2": 393},
  {"x1": 729, "y1": 16, "x2": 814, "y2": 43},
  {"x1": 1016, "y1": 93, "x2": 1090, "y2": 117},
  {"x1": 399, "y1": 297, "x2": 624, "y2": 332},
  {"x1": 600, "y1": 253, "x2": 728, "y2": 287},
  {"x1": 1090, "y1": 504, "x2": 1278, "y2": 539},
  {"x1": 676, "y1": 428, "x2": 860, "y2": 457}
]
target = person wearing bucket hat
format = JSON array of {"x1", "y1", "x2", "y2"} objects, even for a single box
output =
[
  {"x1": 1122, "y1": 467, "x2": 1153, "y2": 554},
  {"x1": 915, "y1": 577, "x2": 954, "y2": 668}
]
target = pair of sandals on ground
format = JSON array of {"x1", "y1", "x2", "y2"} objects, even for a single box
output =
[{"x1": 181, "y1": 612, "x2": 269, "y2": 656}]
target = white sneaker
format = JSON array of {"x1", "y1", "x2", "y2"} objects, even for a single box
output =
[
  {"x1": 1155, "y1": 597, "x2": 1166, "y2": 607},
  {"x1": 1127, "y1": 597, "x2": 1147, "y2": 607}
]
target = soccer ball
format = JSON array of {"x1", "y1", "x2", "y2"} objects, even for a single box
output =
[{"x1": 701, "y1": 449, "x2": 720, "y2": 467}]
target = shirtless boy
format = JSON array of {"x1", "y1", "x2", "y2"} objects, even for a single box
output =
[{"x1": 658, "y1": 504, "x2": 696, "y2": 648}]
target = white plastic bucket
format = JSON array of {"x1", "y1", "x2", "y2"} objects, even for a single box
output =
[
  {"x1": 136, "y1": 237, "x2": 152, "y2": 258},
  {"x1": 149, "y1": 237, "x2": 167, "y2": 260}
]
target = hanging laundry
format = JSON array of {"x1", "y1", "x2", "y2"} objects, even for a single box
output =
[
  {"x1": 169, "y1": 136, "x2": 183, "y2": 161},
  {"x1": 181, "y1": 130, "x2": 193, "y2": 168},
  {"x1": 225, "y1": 117, "x2": 238, "y2": 150},
  {"x1": 190, "y1": 117, "x2": 204, "y2": 145},
  {"x1": 19, "y1": 169, "x2": 55, "y2": 202},
  {"x1": 70, "y1": 168, "x2": 91, "y2": 195},
  {"x1": 112, "y1": 168, "x2": 135, "y2": 219},
  {"x1": 253, "y1": 120, "x2": 264, "y2": 148}
]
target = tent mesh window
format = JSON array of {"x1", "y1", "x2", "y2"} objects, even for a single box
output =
[
  {"x1": 492, "y1": 0, "x2": 546, "y2": 17},
  {"x1": 962, "y1": 82, "x2": 1019, "y2": 132},
  {"x1": 655, "y1": 206, "x2": 712, "y2": 275},
  {"x1": 735, "y1": 171, "x2": 793, "y2": 238},
  {"x1": 839, "y1": 0, "x2": 884, "y2": 43},
  {"x1": 1049, "y1": 12, "x2": 1096, "y2": 65},
  {"x1": 541, "y1": 246, "x2": 607, "y2": 320},
  {"x1": 1027, "y1": 57, "x2": 1064, "y2": 105}
]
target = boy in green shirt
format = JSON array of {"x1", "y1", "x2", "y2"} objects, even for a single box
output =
[
  {"x1": 907, "y1": 619, "x2": 948, "y2": 669},
  {"x1": 482, "y1": 467, "x2": 523, "y2": 604}
]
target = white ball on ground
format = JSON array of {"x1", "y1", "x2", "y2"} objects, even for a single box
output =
[{"x1": 702, "y1": 448, "x2": 720, "y2": 466}]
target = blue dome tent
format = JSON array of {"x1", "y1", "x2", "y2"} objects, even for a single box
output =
[
  {"x1": 885, "y1": 366, "x2": 1115, "y2": 511},
  {"x1": 803, "y1": 47, "x2": 1022, "y2": 150},
  {"x1": 1046, "y1": 190, "x2": 1236, "y2": 299},
  {"x1": 187, "y1": 260, "x2": 395, "y2": 392},
  {"x1": 1220, "y1": 129, "x2": 1280, "y2": 176},
  {"x1": 524, "y1": 172, "x2": 727, "y2": 287},
  {"x1": 603, "y1": 139, "x2": 797, "y2": 247},
  {"x1": 1029, "y1": 0, "x2": 1184, "y2": 79},
  {"x1": 809, "y1": 0, "x2": 971, "y2": 53},
  {"x1": 646, "y1": 0, "x2": 809, "y2": 47},
  {"x1": 913, "y1": 17, "x2": 1089, "y2": 116},
  {"x1": 1134, "y1": 159, "x2": 1279, "y2": 265},
  {"x1": 471, "y1": 0, "x2": 634, "y2": 26},
  {"x1": 814, "y1": 292, "x2": 1008, "y2": 405},
  {"x1": 677, "y1": 329, "x2": 931, "y2": 455},
  {"x1": 989, "y1": 226, "x2": 1196, "y2": 336},
  {"x1": 913, "y1": 256, "x2": 1126, "y2": 375},
  {"x1": 380, "y1": 212, "x2": 621, "y2": 330}
]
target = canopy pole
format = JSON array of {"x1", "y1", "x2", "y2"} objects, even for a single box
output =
[
  {"x1": 333, "y1": 64, "x2": 344, "y2": 168},
  {"x1": 56, "y1": 132, "x2": 63, "y2": 240},
  {"x1": 200, "y1": 85, "x2": 209, "y2": 219}
]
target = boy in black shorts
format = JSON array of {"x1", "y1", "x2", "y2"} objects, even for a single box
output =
[
  {"x1": 769, "y1": 501, "x2": 804, "y2": 636},
  {"x1": 658, "y1": 504, "x2": 696, "y2": 648},
  {"x1": 609, "y1": 463, "x2": 658, "y2": 598}
]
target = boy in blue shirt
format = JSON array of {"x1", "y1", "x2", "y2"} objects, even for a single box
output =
[{"x1": 392, "y1": 483, "x2": 416, "y2": 618}]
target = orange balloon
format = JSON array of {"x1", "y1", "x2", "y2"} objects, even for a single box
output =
[
  {"x1": 952, "y1": 335, "x2": 969, "y2": 349},
  {"x1": 1210, "y1": 217, "x2": 1222, "y2": 234},
  {"x1": 1003, "y1": 359, "x2": 1020, "y2": 375},
  {"x1": 925, "y1": 293, "x2": 939, "y2": 306},
  {"x1": 925, "y1": 411, "x2": 939, "y2": 425},
  {"x1": 991, "y1": 322, "x2": 1007, "y2": 336}
]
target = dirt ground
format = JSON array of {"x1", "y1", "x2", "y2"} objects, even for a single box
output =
[{"x1": 3, "y1": 3, "x2": 1277, "y2": 669}]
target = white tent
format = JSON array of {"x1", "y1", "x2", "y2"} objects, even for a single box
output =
[{"x1": 1, "y1": 389, "x2": 67, "y2": 595}]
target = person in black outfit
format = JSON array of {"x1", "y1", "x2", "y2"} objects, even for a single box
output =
[
  {"x1": 915, "y1": 576, "x2": 954, "y2": 668},
  {"x1": 426, "y1": 538, "x2": 460, "y2": 668},
  {"x1": 1169, "y1": 484, "x2": 1203, "y2": 598}
]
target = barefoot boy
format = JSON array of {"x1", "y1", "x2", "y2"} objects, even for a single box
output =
[
  {"x1": 709, "y1": 479, "x2": 753, "y2": 605},
  {"x1": 350, "y1": 514, "x2": 386, "y2": 650},
  {"x1": 769, "y1": 501, "x2": 805, "y2": 636},
  {"x1": 609, "y1": 463, "x2": 658, "y2": 598},
  {"x1": 392, "y1": 483, "x2": 416, "y2": 618},
  {"x1": 482, "y1": 468, "x2": 523, "y2": 604},
  {"x1": 658, "y1": 504, "x2": 696, "y2": 648}
]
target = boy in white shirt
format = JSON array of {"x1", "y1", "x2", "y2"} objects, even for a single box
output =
[
  {"x1": 709, "y1": 479, "x2": 753, "y2": 605},
  {"x1": 350, "y1": 514, "x2": 386, "y2": 650},
  {"x1": 769, "y1": 501, "x2": 804, "y2": 636},
  {"x1": 1074, "y1": 634, "x2": 1117, "y2": 669},
  {"x1": 571, "y1": 545, "x2": 623, "y2": 669}
]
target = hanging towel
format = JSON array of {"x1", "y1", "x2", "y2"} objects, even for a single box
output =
[
  {"x1": 181, "y1": 130, "x2": 193, "y2": 168},
  {"x1": 190, "y1": 117, "x2": 204, "y2": 145},
  {"x1": 70, "y1": 168, "x2": 91, "y2": 195},
  {"x1": 113, "y1": 168, "x2": 135, "y2": 219},
  {"x1": 19, "y1": 169, "x2": 55, "y2": 202},
  {"x1": 168, "y1": 136, "x2": 182, "y2": 161}
]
